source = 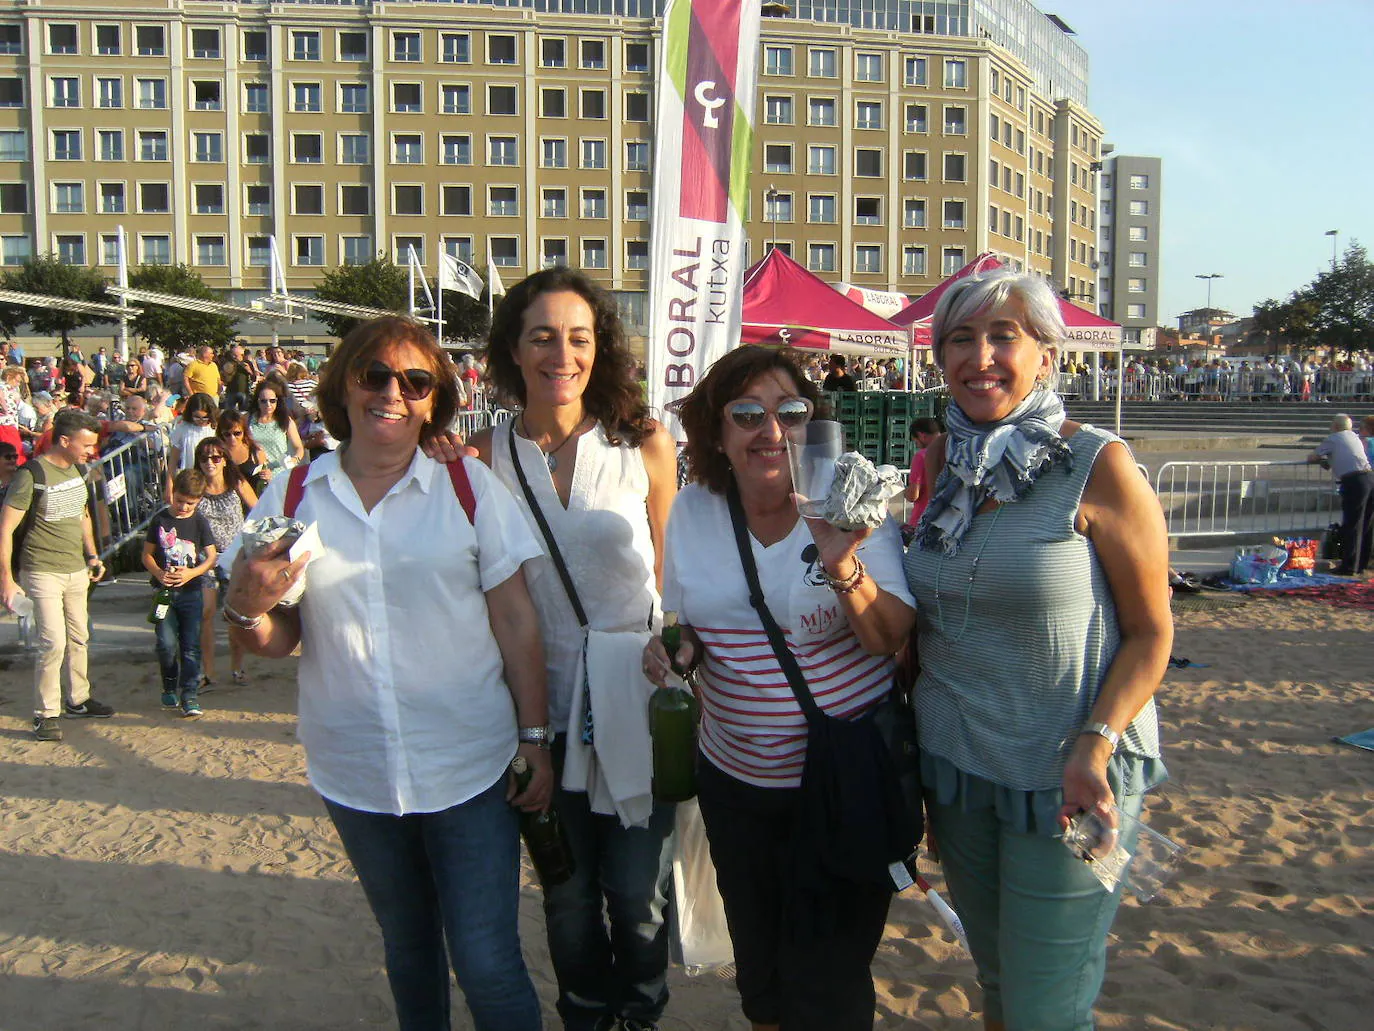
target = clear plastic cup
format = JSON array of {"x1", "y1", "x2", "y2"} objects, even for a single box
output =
[
  {"x1": 8, "y1": 590, "x2": 33, "y2": 619},
  {"x1": 785, "y1": 420, "x2": 844, "y2": 518},
  {"x1": 1062, "y1": 804, "x2": 1186, "y2": 901}
]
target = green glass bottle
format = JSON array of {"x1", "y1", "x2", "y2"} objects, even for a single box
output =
[
  {"x1": 510, "y1": 756, "x2": 575, "y2": 888},
  {"x1": 148, "y1": 586, "x2": 173, "y2": 624},
  {"x1": 649, "y1": 612, "x2": 700, "y2": 802}
]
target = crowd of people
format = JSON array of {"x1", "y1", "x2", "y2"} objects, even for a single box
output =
[{"x1": 1057, "y1": 351, "x2": 1374, "y2": 402}]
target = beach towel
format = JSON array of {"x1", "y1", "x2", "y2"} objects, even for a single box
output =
[{"x1": 1334, "y1": 729, "x2": 1374, "y2": 752}]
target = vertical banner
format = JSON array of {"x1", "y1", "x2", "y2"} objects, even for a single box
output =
[{"x1": 646, "y1": 0, "x2": 761, "y2": 439}]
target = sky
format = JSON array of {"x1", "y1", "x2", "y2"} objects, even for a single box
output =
[{"x1": 1044, "y1": 0, "x2": 1373, "y2": 324}]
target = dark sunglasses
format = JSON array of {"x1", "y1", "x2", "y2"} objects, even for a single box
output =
[
  {"x1": 725, "y1": 397, "x2": 813, "y2": 431},
  {"x1": 357, "y1": 360, "x2": 436, "y2": 401},
  {"x1": 258, "y1": 395, "x2": 278, "y2": 405},
  {"x1": 201, "y1": 453, "x2": 227, "y2": 463}
]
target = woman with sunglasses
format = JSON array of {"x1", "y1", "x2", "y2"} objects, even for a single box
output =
[
  {"x1": 167, "y1": 393, "x2": 220, "y2": 500},
  {"x1": 641, "y1": 345, "x2": 915, "y2": 1031},
  {"x1": 247, "y1": 379, "x2": 304, "y2": 481},
  {"x1": 193, "y1": 436, "x2": 257, "y2": 690},
  {"x1": 217, "y1": 410, "x2": 270, "y2": 496},
  {"x1": 222, "y1": 316, "x2": 550, "y2": 1031},
  {"x1": 467, "y1": 268, "x2": 678, "y2": 1031}
]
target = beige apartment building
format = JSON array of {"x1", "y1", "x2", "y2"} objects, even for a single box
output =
[{"x1": 0, "y1": 0, "x2": 1102, "y2": 335}]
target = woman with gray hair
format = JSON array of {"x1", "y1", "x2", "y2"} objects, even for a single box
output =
[{"x1": 904, "y1": 269, "x2": 1172, "y2": 1030}]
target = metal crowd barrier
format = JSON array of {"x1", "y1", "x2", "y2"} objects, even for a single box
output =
[
  {"x1": 1059, "y1": 369, "x2": 1374, "y2": 402},
  {"x1": 453, "y1": 407, "x2": 510, "y2": 440},
  {"x1": 1153, "y1": 459, "x2": 1339, "y2": 539},
  {"x1": 91, "y1": 424, "x2": 172, "y2": 564}
]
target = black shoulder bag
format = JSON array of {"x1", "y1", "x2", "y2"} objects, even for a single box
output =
[{"x1": 726, "y1": 483, "x2": 921, "y2": 893}]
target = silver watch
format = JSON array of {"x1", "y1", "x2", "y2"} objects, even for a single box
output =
[
  {"x1": 518, "y1": 724, "x2": 553, "y2": 749},
  {"x1": 1079, "y1": 721, "x2": 1121, "y2": 750}
]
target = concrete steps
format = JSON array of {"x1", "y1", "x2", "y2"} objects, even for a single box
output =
[{"x1": 1064, "y1": 401, "x2": 1341, "y2": 442}]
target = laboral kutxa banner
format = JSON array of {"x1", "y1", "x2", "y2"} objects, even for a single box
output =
[{"x1": 645, "y1": 0, "x2": 761, "y2": 439}]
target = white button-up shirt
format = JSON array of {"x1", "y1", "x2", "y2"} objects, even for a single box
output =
[{"x1": 234, "y1": 451, "x2": 543, "y2": 814}]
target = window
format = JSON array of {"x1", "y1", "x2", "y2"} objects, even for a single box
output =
[
  {"x1": 543, "y1": 187, "x2": 567, "y2": 218},
  {"x1": 542, "y1": 238, "x2": 569, "y2": 267},
  {"x1": 340, "y1": 184, "x2": 371, "y2": 216},
  {"x1": 943, "y1": 153, "x2": 966, "y2": 182},
  {"x1": 99, "y1": 234, "x2": 120, "y2": 267},
  {"x1": 140, "y1": 234, "x2": 171, "y2": 264},
  {"x1": 191, "y1": 27, "x2": 221, "y2": 59},
  {"x1": 765, "y1": 192, "x2": 793, "y2": 223},
  {"x1": 291, "y1": 134, "x2": 323, "y2": 164},
  {"x1": 626, "y1": 240, "x2": 649, "y2": 271},
  {"x1": 489, "y1": 186, "x2": 518, "y2": 217},
  {"x1": 1129, "y1": 173, "x2": 1149, "y2": 189},
  {"x1": 764, "y1": 45, "x2": 793, "y2": 76},
  {"x1": 854, "y1": 149, "x2": 881, "y2": 177},
  {"x1": 342, "y1": 236, "x2": 373, "y2": 266},
  {"x1": 942, "y1": 199, "x2": 965, "y2": 229},
  {"x1": 1128, "y1": 278, "x2": 1146, "y2": 293},
  {"x1": 490, "y1": 135, "x2": 519, "y2": 166},
  {"x1": 1128, "y1": 225, "x2": 1148, "y2": 242},
  {"x1": 293, "y1": 82, "x2": 322, "y2": 113},
  {"x1": 580, "y1": 89, "x2": 605, "y2": 120},
  {"x1": 0, "y1": 130, "x2": 25, "y2": 161},
  {"x1": 1126, "y1": 303, "x2": 1146, "y2": 319},
  {"x1": 582, "y1": 239, "x2": 608, "y2": 269},
  {"x1": 561, "y1": 190, "x2": 603, "y2": 226},
  {"x1": 136, "y1": 78, "x2": 166, "y2": 110},
  {"x1": 245, "y1": 185, "x2": 271, "y2": 215},
  {"x1": 541, "y1": 37, "x2": 566, "y2": 68},
  {"x1": 192, "y1": 80, "x2": 222, "y2": 111},
  {"x1": 441, "y1": 32, "x2": 470, "y2": 64},
  {"x1": 765, "y1": 96, "x2": 793, "y2": 125},
  {"x1": 1128, "y1": 200, "x2": 1149, "y2": 216},
  {"x1": 943, "y1": 106, "x2": 966, "y2": 135},
  {"x1": 0, "y1": 77, "x2": 22, "y2": 108},
  {"x1": 392, "y1": 82, "x2": 422, "y2": 113},
  {"x1": 903, "y1": 198, "x2": 926, "y2": 228},
  {"x1": 292, "y1": 30, "x2": 320, "y2": 61},
  {"x1": 808, "y1": 97, "x2": 836, "y2": 126},
  {"x1": 808, "y1": 243, "x2": 836, "y2": 273},
  {"x1": 488, "y1": 35, "x2": 517, "y2": 64},
  {"x1": 196, "y1": 236, "x2": 226, "y2": 266},
  {"x1": 855, "y1": 101, "x2": 883, "y2": 130},
  {"x1": 808, "y1": 145, "x2": 836, "y2": 175},
  {"x1": 442, "y1": 185, "x2": 472, "y2": 216},
  {"x1": 854, "y1": 53, "x2": 883, "y2": 82},
  {"x1": 245, "y1": 82, "x2": 269, "y2": 113},
  {"x1": 50, "y1": 77, "x2": 79, "y2": 108},
  {"x1": 340, "y1": 133, "x2": 370, "y2": 164},
  {"x1": 444, "y1": 236, "x2": 475, "y2": 264},
  {"x1": 490, "y1": 237, "x2": 519, "y2": 267},
  {"x1": 394, "y1": 237, "x2": 423, "y2": 263},
  {"x1": 135, "y1": 25, "x2": 165, "y2": 57},
  {"x1": 0, "y1": 183, "x2": 27, "y2": 214},
  {"x1": 942, "y1": 246, "x2": 965, "y2": 276},
  {"x1": 626, "y1": 42, "x2": 650, "y2": 72},
  {"x1": 339, "y1": 83, "x2": 368, "y2": 114},
  {"x1": 625, "y1": 92, "x2": 650, "y2": 122},
  {"x1": 905, "y1": 103, "x2": 927, "y2": 133},
  {"x1": 944, "y1": 59, "x2": 967, "y2": 88},
  {"x1": 52, "y1": 182, "x2": 84, "y2": 214},
  {"x1": 764, "y1": 144, "x2": 792, "y2": 174},
  {"x1": 903, "y1": 245, "x2": 927, "y2": 276},
  {"x1": 247, "y1": 236, "x2": 272, "y2": 267},
  {"x1": 854, "y1": 244, "x2": 881, "y2": 274},
  {"x1": 295, "y1": 236, "x2": 324, "y2": 266},
  {"x1": 541, "y1": 88, "x2": 566, "y2": 118},
  {"x1": 809, "y1": 48, "x2": 836, "y2": 78},
  {"x1": 139, "y1": 182, "x2": 170, "y2": 213},
  {"x1": 48, "y1": 24, "x2": 78, "y2": 55},
  {"x1": 484, "y1": 84, "x2": 516, "y2": 116},
  {"x1": 580, "y1": 138, "x2": 606, "y2": 169},
  {"x1": 541, "y1": 138, "x2": 568, "y2": 169},
  {"x1": 1128, "y1": 252, "x2": 1148, "y2": 268},
  {"x1": 243, "y1": 30, "x2": 268, "y2": 62},
  {"x1": 809, "y1": 194, "x2": 836, "y2": 224},
  {"x1": 441, "y1": 134, "x2": 471, "y2": 165},
  {"x1": 988, "y1": 204, "x2": 999, "y2": 233},
  {"x1": 55, "y1": 235, "x2": 86, "y2": 266},
  {"x1": 97, "y1": 129, "x2": 123, "y2": 161},
  {"x1": 339, "y1": 31, "x2": 368, "y2": 61},
  {"x1": 392, "y1": 185, "x2": 423, "y2": 216},
  {"x1": 392, "y1": 31, "x2": 421, "y2": 63},
  {"x1": 436, "y1": 83, "x2": 468, "y2": 115},
  {"x1": 51, "y1": 129, "x2": 82, "y2": 161},
  {"x1": 2, "y1": 234, "x2": 32, "y2": 264},
  {"x1": 393, "y1": 134, "x2": 423, "y2": 164},
  {"x1": 193, "y1": 132, "x2": 223, "y2": 163},
  {"x1": 580, "y1": 39, "x2": 606, "y2": 69},
  {"x1": 293, "y1": 184, "x2": 324, "y2": 216},
  {"x1": 625, "y1": 141, "x2": 649, "y2": 171},
  {"x1": 854, "y1": 197, "x2": 880, "y2": 225},
  {"x1": 626, "y1": 191, "x2": 649, "y2": 221},
  {"x1": 95, "y1": 25, "x2": 120, "y2": 56},
  {"x1": 904, "y1": 56, "x2": 927, "y2": 86},
  {"x1": 193, "y1": 183, "x2": 224, "y2": 214}
]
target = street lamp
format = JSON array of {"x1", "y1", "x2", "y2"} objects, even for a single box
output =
[
  {"x1": 1325, "y1": 229, "x2": 1339, "y2": 270},
  {"x1": 765, "y1": 185, "x2": 779, "y2": 253},
  {"x1": 1195, "y1": 273, "x2": 1223, "y2": 326}
]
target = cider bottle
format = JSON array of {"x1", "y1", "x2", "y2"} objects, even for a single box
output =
[
  {"x1": 649, "y1": 612, "x2": 700, "y2": 802},
  {"x1": 510, "y1": 756, "x2": 575, "y2": 888}
]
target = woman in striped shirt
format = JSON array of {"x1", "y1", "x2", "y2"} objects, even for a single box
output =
[{"x1": 644, "y1": 346, "x2": 915, "y2": 1031}]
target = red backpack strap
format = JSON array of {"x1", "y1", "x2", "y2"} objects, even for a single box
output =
[
  {"x1": 283, "y1": 464, "x2": 309, "y2": 518},
  {"x1": 447, "y1": 458, "x2": 477, "y2": 525}
]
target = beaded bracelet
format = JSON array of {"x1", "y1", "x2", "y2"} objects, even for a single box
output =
[
  {"x1": 222, "y1": 603, "x2": 265, "y2": 630},
  {"x1": 820, "y1": 557, "x2": 866, "y2": 595}
]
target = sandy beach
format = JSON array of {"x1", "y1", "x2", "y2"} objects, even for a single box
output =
[{"x1": 1, "y1": 589, "x2": 1370, "y2": 1030}]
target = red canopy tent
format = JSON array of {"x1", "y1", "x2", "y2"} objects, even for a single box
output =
[
  {"x1": 891, "y1": 253, "x2": 1122, "y2": 350},
  {"x1": 741, "y1": 249, "x2": 909, "y2": 355}
]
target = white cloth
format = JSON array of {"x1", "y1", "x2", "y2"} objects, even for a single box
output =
[
  {"x1": 1316, "y1": 430, "x2": 1372, "y2": 479},
  {"x1": 168, "y1": 421, "x2": 215, "y2": 471},
  {"x1": 224, "y1": 451, "x2": 543, "y2": 815}
]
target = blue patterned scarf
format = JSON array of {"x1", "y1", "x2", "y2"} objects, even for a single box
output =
[{"x1": 915, "y1": 389, "x2": 1072, "y2": 555}]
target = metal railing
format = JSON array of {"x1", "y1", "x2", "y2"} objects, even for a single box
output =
[
  {"x1": 453, "y1": 407, "x2": 511, "y2": 440},
  {"x1": 1153, "y1": 459, "x2": 1339, "y2": 539},
  {"x1": 91, "y1": 425, "x2": 172, "y2": 563},
  {"x1": 1060, "y1": 369, "x2": 1374, "y2": 402}
]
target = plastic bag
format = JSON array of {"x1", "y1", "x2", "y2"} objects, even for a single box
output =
[
  {"x1": 669, "y1": 799, "x2": 734, "y2": 975},
  {"x1": 1274, "y1": 537, "x2": 1318, "y2": 575},
  {"x1": 1230, "y1": 544, "x2": 1287, "y2": 585}
]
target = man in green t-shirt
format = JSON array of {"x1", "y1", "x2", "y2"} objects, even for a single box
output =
[{"x1": 0, "y1": 409, "x2": 115, "y2": 742}]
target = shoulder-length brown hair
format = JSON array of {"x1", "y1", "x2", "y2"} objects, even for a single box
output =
[
  {"x1": 315, "y1": 315, "x2": 459, "y2": 445},
  {"x1": 678, "y1": 346, "x2": 826, "y2": 495},
  {"x1": 251, "y1": 377, "x2": 292, "y2": 430},
  {"x1": 484, "y1": 267, "x2": 652, "y2": 448},
  {"x1": 194, "y1": 435, "x2": 242, "y2": 490}
]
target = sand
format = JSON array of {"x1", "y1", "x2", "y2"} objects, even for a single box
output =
[{"x1": 0, "y1": 591, "x2": 1370, "y2": 1030}]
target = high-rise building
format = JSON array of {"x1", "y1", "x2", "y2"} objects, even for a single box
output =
[
  {"x1": 1096, "y1": 151, "x2": 1161, "y2": 346},
  {"x1": 0, "y1": 0, "x2": 1104, "y2": 335}
]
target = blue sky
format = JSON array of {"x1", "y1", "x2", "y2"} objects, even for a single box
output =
[{"x1": 1046, "y1": 0, "x2": 1372, "y2": 324}]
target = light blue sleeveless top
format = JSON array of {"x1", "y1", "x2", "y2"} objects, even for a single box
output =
[{"x1": 903, "y1": 425, "x2": 1165, "y2": 833}]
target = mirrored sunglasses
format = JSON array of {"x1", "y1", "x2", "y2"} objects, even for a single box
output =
[
  {"x1": 725, "y1": 397, "x2": 814, "y2": 431},
  {"x1": 357, "y1": 360, "x2": 436, "y2": 401}
]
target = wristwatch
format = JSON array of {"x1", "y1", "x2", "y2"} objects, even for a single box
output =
[
  {"x1": 1079, "y1": 721, "x2": 1121, "y2": 750},
  {"x1": 518, "y1": 724, "x2": 553, "y2": 749}
]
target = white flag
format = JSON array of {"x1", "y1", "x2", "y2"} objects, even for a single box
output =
[
  {"x1": 407, "y1": 246, "x2": 435, "y2": 312},
  {"x1": 438, "y1": 254, "x2": 483, "y2": 301},
  {"x1": 487, "y1": 259, "x2": 507, "y2": 299}
]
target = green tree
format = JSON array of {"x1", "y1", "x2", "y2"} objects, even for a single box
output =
[
  {"x1": 0, "y1": 254, "x2": 114, "y2": 351},
  {"x1": 1307, "y1": 242, "x2": 1374, "y2": 360},
  {"x1": 437, "y1": 288, "x2": 490, "y2": 346},
  {"x1": 312, "y1": 256, "x2": 410, "y2": 338},
  {"x1": 1248, "y1": 294, "x2": 1319, "y2": 357},
  {"x1": 128, "y1": 263, "x2": 237, "y2": 356}
]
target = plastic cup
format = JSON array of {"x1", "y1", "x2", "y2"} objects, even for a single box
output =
[
  {"x1": 786, "y1": 420, "x2": 844, "y2": 518},
  {"x1": 1062, "y1": 804, "x2": 1186, "y2": 901},
  {"x1": 8, "y1": 590, "x2": 34, "y2": 619},
  {"x1": 1121, "y1": 815, "x2": 1187, "y2": 901}
]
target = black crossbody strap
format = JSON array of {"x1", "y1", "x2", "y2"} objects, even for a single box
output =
[
  {"x1": 508, "y1": 419, "x2": 589, "y2": 629},
  {"x1": 725, "y1": 482, "x2": 823, "y2": 725}
]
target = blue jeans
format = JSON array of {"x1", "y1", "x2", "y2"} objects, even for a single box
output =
[
  {"x1": 154, "y1": 584, "x2": 202, "y2": 703},
  {"x1": 324, "y1": 777, "x2": 543, "y2": 1031},
  {"x1": 544, "y1": 743, "x2": 675, "y2": 1030}
]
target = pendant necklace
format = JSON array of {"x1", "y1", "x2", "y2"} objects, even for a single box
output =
[
  {"x1": 931, "y1": 503, "x2": 1004, "y2": 643},
  {"x1": 521, "y1": 414, "x2": 586, "y2": 473}
]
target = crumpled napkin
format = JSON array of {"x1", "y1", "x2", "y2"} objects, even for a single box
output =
[
  {"x1": 813, "y1": 452, "x2": 905, "y2": 531},
  {"x1": 240, "y1": 517, "x2": 310, "y2": 607}
]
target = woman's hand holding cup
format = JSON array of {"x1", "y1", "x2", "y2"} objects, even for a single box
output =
[{"x1": 226, "y1": 536, "x2": 311, "y2": 619}]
